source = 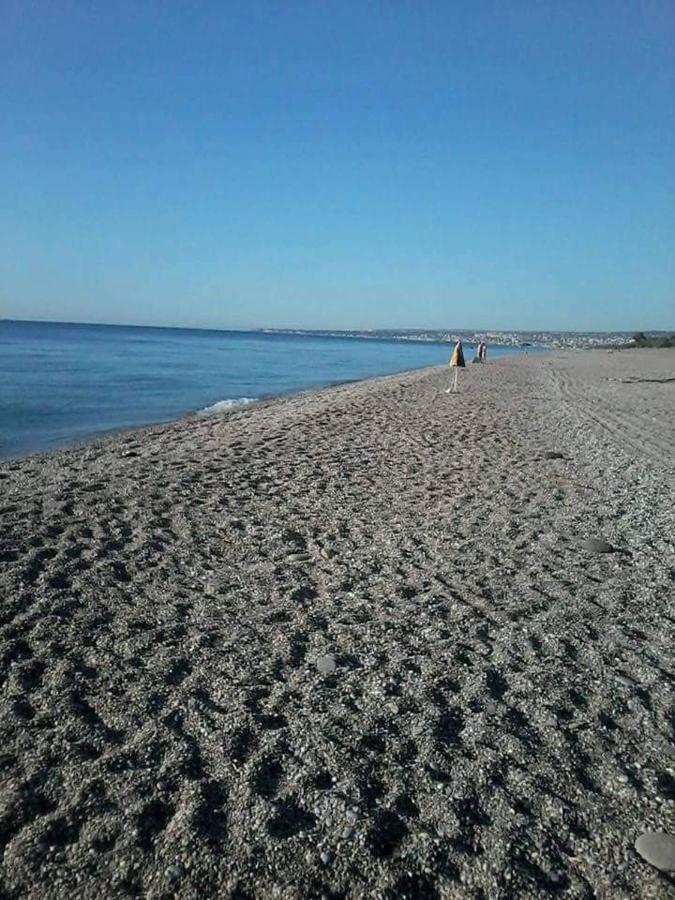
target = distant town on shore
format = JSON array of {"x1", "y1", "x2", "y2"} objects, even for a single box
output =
[{"x1": 261, "y1": 328, "x2": 674, "y2": 350}]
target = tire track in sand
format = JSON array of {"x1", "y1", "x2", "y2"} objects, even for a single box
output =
[{"x1": 548, "y1": 363, "x2": 675, "y2": 474}]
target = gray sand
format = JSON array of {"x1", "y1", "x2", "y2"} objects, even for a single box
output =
[{"x1": 1, "y1": 350, "x2": 674, "y2": 898}]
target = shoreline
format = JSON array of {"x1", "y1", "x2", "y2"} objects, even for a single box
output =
[
  {"x1": 1, "y1": 332, "x2": 546, "y2": 464},
  {"x1": 0, "y1": 363, "x2": 442, "y2": 465},
  {"x1": 1, "y1": 350, "x2": 673, "y2": 898}
]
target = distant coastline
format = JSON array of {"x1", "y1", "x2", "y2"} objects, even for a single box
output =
[
  {"x1": 259, "y1": 327, "x2": 670, "y2": 350},
  {"x1": 4, "y1": 318, "x2": 670, "y2": 351}
]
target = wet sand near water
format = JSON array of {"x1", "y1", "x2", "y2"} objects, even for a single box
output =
[{"x1": 0, "y1": 350, "x2": 674, "y2": 898}]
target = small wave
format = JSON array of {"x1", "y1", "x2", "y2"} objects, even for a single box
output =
[{"x1": 198, "y1": 397, "x2": 257, "y2": 416}]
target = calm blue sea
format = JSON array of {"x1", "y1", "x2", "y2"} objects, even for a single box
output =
[{"x1": 0, "y1": 320, "x2": 525, "y2": 458}]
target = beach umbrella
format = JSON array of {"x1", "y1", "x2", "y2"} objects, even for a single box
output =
[{"x1": 446, "y1": 340, "x2": 465, "y2": 393}]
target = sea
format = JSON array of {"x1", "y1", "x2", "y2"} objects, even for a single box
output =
[{"x1": 1, "y1": 320, "x2": 526, "y2": 459}]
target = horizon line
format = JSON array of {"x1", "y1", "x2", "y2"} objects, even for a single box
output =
[{"x1": 2, "y1": 318, "x2": 668, "y2": 337}]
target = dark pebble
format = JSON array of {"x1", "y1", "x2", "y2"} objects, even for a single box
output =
[
  {"x1": 165, "y1": 863, "x2": 186, "y2": 882},
  {"x1": 581, "y1": 538, "x2": 616, "y2": 553}
]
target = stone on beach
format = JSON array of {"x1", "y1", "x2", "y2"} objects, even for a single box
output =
[
  {"x1": 635, "y1": 832, "x2": 675, "y2": 872},
  {"x1": 165, "y1": 863, "x2": 186, "y2": 882},
  {"x1": 580, "y1": 538, "x2": 617, "y2": 553},
  {"x1": 316, "y1": 654, "x2": 336, "y2": 674}
]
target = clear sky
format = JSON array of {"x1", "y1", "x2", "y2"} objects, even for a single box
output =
[{"x1": 2, "y1": 1, "x2": 673, "y2": 331}]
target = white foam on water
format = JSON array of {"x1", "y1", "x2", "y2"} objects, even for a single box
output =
[{"x1": 197, "y1": 397, "x2": 257, "y2": 416}]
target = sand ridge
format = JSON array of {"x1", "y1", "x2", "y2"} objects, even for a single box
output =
[{"x1": 0, "y1": 350, "x2": 674, "y2": 898}]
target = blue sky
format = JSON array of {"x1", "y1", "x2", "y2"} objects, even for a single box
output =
[{"x1": 2, "y1": 1, "x2": 673, "y2": 331}]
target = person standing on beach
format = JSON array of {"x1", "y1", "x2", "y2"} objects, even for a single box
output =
[{"x1": 479, "y1": 341, "x2": 487, "y2": 362}]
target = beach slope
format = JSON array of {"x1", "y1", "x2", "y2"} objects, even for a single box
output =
[{"x1": 1, "y1": 350, "x2": 674, "y2": 898}]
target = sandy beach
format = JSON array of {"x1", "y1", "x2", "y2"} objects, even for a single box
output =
[{"x1": 0, "y1": 349, "x2": 674, "y2": 899}]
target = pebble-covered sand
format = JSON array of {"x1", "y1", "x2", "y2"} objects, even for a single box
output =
[{"x1": 1, "y1": 349, "x2": 674, "y2": 899}]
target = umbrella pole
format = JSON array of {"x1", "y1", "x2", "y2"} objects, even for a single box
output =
[{"x1": 453, "y1": 368, "x2": 459, "y2": 393}]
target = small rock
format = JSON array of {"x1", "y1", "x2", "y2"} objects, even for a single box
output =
[
  {"x1": 635, "y1": 832, "x2": 675, "y2": 872},
  {"x1": 580, "y1": 538, "x2": 617, "y2": 554},
  {"x1": 320, "y1": 851, "x2": 331, "y2": 865},
  {"x1": 165, "y1": 863, "x2": 185, "y2": 882},
  {"x1": 543, "y1": 451, "x2": 565, "y2": 460},
  {"x1": 316, "y1": 655, "x2": 336, "y2": 675},
  {"x1": 288, "y1": 552, "x2": 312, "y2": 563}
]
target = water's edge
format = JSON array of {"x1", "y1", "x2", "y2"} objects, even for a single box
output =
[{"x1": 0, "y1": 362, "x2": 446, "y2": 464}]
